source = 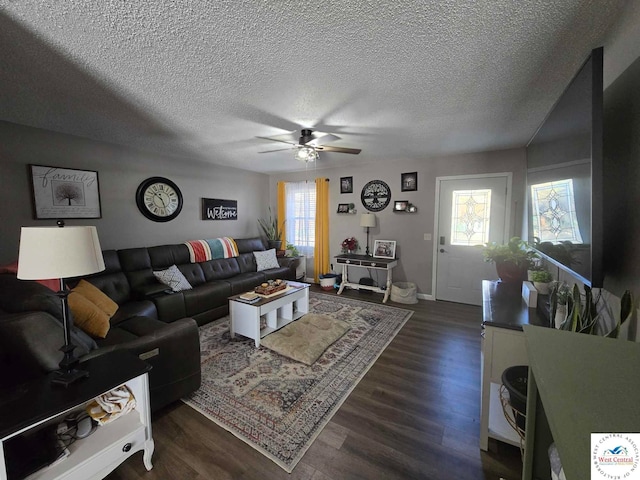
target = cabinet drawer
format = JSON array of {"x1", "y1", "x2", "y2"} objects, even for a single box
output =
[
  {"x1": 28, "y1": 414, "x2": 146, "y2": 480},
  {"x1": 336, "y1": 258, "x2": 361, "y2": 265},
  {"x1": 360, "y1": 260, "x2": 381, "y2": 267},
  {"x1": 63, "y1": 427, "x2": 146, "y2": 480}
]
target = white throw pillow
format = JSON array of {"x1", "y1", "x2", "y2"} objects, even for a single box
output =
[
  {"x1": 254, "y1": 249, "x2": 280, "y2": 271},
  {"x1": 153, "y1": 265, "x2": 193, "y2": 292}
]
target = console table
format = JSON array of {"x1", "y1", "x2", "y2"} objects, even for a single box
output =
[
  {"x1": 334, "y1": 254, "x2": 397, "y2": 303},
  {"x1": 480, "y1": 280, "x2": 549, "y2": 451},
  {"x1": 0, "y1": 351, "x2": 153, "y2": 480}
]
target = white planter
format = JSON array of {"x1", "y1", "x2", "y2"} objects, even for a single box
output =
[
  {"x1": 533, "y1": 281, "x2": 550, "y2": 295},
  {"x1": 554, "y1": 304, "x2": 567, "y2": 329}
]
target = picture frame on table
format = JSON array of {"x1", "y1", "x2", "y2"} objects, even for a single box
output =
[
  {"x1": 337, "y1": 203, "x2": 350, "y2": 213},
  {"x1": 340, "y1": 176, "x2": 353, "y2": 194},
  {"x1": 373, "y1": 240, "x2": 396, "y2": 259},
  {"x1": 28, "y1": 164, "x2": 102, "y2": 219},
  {"x1": 401, "y1": 172, "x2": 418, "y2": 192}
]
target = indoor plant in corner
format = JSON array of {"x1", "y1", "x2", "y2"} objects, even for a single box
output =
[
  {"x1": 258, "y1": 208, "x2": 285, "y2": 251},
  {"x1": 482, "y1": 236, "x2": 537, "y2": 284}
]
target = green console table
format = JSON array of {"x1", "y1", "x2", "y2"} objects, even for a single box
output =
[{"x1": 522, "y1": 325, "x2": 640, "y2": 480}]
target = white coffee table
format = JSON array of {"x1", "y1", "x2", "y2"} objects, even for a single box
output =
[{"x1": 229, "y1": 281, "x2": 310, "y2": 347}]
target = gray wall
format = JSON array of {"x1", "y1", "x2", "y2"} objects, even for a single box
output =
[
  {"x1": 270, "y1": 148, "x2": 526, "y2": 295},
  {"x1": 0, "y1": 121, "x2": 269, "y2": 263}
]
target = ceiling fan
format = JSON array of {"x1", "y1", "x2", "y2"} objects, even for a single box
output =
[{"x1": 257, "y1": 129, "x2": 361, "y2": 162}]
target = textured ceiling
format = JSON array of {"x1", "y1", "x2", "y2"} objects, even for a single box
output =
[{"x1": 0, "y1": 1, "x2": 628, "y2": 173}]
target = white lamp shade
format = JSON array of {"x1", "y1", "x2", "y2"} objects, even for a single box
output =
[
  {"x1": 360, "y1": 213, "x2": 376, "y2": 228},
  {"x1": 17, "y1": 226, "x2": 105, "y2": 280}
]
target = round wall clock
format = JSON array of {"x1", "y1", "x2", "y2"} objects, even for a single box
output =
[
  {"x1": 136, "y1": 177, "x2": 183, "y2": 222},
  {"x1": 361, "y1": 180, "x2": 391, "y2": 212}
]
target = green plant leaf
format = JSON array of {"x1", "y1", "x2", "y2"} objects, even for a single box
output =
[
  {"x1": 549, "y1": 282, "x2": 559, "y2": 328},
  {"x1": 620, "y1": 290, "x2": 633, "y2": 325},
  {"x1": 605, "y1": 290, "x2": 634, "y2": 339}
]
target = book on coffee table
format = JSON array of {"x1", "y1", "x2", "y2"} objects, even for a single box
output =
[{"x1": 239, "y1": 292, "x2": 260, "y2": 303}]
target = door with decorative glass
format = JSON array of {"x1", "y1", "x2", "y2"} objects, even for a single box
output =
[{"x1": 435, "y1": 174, "x2": 511, "y2": 305}]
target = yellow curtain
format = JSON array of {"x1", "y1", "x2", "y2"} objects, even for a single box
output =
[
  {"x1": 277, "y1": 181, "x2": 286, "y2": 246},
  {"x1": 314, "y1": 178, "x2": 330, "y2": 282}
]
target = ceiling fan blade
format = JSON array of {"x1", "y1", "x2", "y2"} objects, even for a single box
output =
[
  {"x1": 258, "y1": 147, "x2": 295, "y2": 153},
  {"x1": 256, "y1": 135, "x2": 298, "y2": 146},
  {"x1": 308, "y1": 132, "x2": 340, "y2": 146},
  {"x1": 316, "y1": 145, "x2": 362, "y2": 154}
]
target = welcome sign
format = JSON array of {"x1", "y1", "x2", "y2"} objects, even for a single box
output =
[{"x1": 202, "y1": 198, "x2": 238, "y2": 220}]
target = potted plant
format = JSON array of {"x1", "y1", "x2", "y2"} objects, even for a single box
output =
[
  {"x1": 257, "y1": 208, "x2": 285, "y2": 250},
  {"x1": 285, "y1": 243, "x2": 300, "y2": 257},
  {"x1": 527, "y1": 263, "x2": 544, "y2": 281},
  {"x1": 530, "y1": 270, "x2": 553, "y2": 295},
  {"x1": 549, "y1": 283, "x2": 634, "y2": 337},
  {"x1": 482, "y1": 237, "x2": 537, "y2": 284}
]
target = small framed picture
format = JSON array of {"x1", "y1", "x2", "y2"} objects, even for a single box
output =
[
  {"x1": 340, "y1": 176, "x2": 353, "y2": 194},
  {"x1": 373, "y1": 240, "x2": 396, "y2": 259},
  {"x1": 401, "y1": 172, "x2": 418, "y2": 192},
  {"x1": 337, "y1": 203, "x2": 350, "y2": 213},
  {"x1": 394, "y1": 200, "x2": 408, "y2": 211}
]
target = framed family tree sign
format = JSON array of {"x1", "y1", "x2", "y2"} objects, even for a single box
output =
[{"x1": 29, "y1": 164, "x2": 102, "y2": 219}]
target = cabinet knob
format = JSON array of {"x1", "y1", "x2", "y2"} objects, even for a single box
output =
[{"x1": 123, "y1": 443, "x2": 132, "y2": 452}]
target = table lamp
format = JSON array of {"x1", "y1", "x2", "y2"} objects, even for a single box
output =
[
  {"x1": 18, "y1": 222, "x2": 105, "y2": 386},
  {"x1": 360, "y1": 213, "x2": 376, "y2": 256}
]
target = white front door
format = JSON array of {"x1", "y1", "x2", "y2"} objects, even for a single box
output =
[{"x1": 435, "y1": 174, "x2": 511, "y2": 305}]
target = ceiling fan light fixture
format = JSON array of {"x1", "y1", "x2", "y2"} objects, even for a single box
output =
[{"x1": 295, "y1": 146, "x2": 318, "y2": 163}]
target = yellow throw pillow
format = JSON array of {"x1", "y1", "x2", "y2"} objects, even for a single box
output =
[
  {"x1": 68, "y1": 292, "x2": 110, "y2": 338},
  {"x1": 73, "y1": 279, "x2": 118, "y2": 317}
]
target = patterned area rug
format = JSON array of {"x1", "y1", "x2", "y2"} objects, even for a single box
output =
[{"x1": 182, "y1": 292, "x2": 413, "y2": 472}]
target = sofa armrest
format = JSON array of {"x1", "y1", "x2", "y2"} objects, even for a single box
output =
[
  {"x1": 0, "y1": 311, "x2": 96, "y2": 387},
  {"x1": 136, "y1": 283, "x2": 170, "y2": 298},
  {"x1": 152, "y1": 291, "x2": 187, "y2": 323},
  {"x1": 83, "y1": 317, "x2": 201, "y2": 410}
]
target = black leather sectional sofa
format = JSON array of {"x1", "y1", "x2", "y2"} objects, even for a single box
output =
[{"x1": 0, "y1": 237, "x2": 296, "y2": 411}]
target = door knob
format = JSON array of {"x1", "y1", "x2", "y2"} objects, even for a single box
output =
[{"x1": 439, "y1": 248, "x2": 447, "y2": 253}]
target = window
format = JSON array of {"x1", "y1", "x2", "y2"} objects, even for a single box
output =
[
  {"x1": 530, "y1": 179, "x2": 583, "y2": 244},
  {"x1": 451, "y1": 189, "x2": 492, "y2": 246},
  {"x1": 285, "y1": 181, "x2": 316, "y2": 257}
]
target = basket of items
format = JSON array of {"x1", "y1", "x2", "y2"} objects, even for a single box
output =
[{"x1": 255, "y1": 279, "x2": 287, "y2": 295}]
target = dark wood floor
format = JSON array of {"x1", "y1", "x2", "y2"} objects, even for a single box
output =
[{"x1": 107, "y1": 286, "x2": 522, "y2": 480}]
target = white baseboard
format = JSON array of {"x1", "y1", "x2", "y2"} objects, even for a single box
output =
[{"x1": 417, "y1": 293, "x2": 435, "y2": 301}]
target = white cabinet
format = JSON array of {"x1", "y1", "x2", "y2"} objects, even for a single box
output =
[
  {"x1": 0, "y1": 351, "x2": 153, "y2": 480},
  {"x1": 480, "y1": 325, "x2": 528, "y2": 450},
  {"x1": 479, "y1": 280, "x2": 548, "y2": 451}
]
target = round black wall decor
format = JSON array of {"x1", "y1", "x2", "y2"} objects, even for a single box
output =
[{"x1": 361, "y1": 180, "x2": 391, "y2": 212}]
